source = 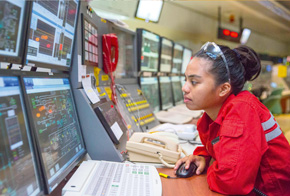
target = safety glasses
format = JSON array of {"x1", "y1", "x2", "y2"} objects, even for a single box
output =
[{"x1": 200, "y1": 42, "x2": 231, "y2": 83}]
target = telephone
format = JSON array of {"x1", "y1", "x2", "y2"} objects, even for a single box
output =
[
  {"x1": 126, "y1": 132, "x2": 182, "y2": 168},
  {"x1": 102, "y1": 33, "x2": 119, "y2": 74}
]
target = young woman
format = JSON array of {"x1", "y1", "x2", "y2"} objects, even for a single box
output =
[{"x1": 174, "y1": 42, "x2": 290, "y2": 196}]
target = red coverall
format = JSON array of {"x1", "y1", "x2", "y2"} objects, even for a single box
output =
[{"x1": 193, "y1": 91, "x2": 290, "y2": 196}]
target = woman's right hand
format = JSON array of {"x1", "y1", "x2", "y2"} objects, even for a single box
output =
[{"x1": 174, "y1": 155, "x2": 206, "y2": 175}]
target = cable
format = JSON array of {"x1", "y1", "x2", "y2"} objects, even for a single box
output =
[
  {"x1": 253, "y1": 188, "x2": 268, "y2": 196},
  {"x1": 156, "y1": 152, "x2": 175, "y2": 168},
  {"x1": 159, "y1": 173, "x2": 178, "y2": 179}
]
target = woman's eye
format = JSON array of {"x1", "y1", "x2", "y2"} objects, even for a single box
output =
[{"x1": 191, "y1": 81, "x2": 198, "y2": 85}]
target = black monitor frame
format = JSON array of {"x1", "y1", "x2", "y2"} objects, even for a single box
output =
[
  {"x1": 20, "y1": 71, "x2": 86, "y2": 194},
  {"x1": 181, "y1": 46, "x2": 193, "y2": 74},
  {"x1": 172, "y1": 43, "x2": 184, "y2": 74},
  {"x1": 23, "y1": 0, "x2": 81, "y2": 72},
  {"x1": 109, "y1": 22, "x2": 138, "y2": 84},
  {"x1": 0, "y1": 69, "x2": 44, "y2": 196},
  {"x1": 136, "y1": 28, "x2": 161, "y2": 73},
  {"x1": 158, "y1": 36, "x2": 173, "y2": 73},
  {"x1": 0, "y1": 1, "x2": 31, "y2": 64}
]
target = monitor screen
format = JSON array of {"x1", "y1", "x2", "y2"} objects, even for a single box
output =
[
  {"x1": 0, "y1": 0, "x2": 28, "y2": 64},
  {"x1": 159, "y1": 76, "x2": 173, "y2": 110},
  {"x1": 181, "y1": 48, "x2": 192, "y2": 74},
  {"x1": 82, "y1": 16, "x2": 98, "y2": 66},
  {"x1": 111, "y1": 27, "x2": 136, "y2": 79},
  {"x1": 160, "y1": 38, "x2": 173, "y2": 73},
  {"x1": 135, "y1": 0, "x2": 163, "y2": 23},
  {"x1": 172, "y1": 44, "x2": 183, "y2": 73},
  {"x1": 26, "y1": 0, "x2": 79, "y2": 70},
  {"x1": 140, "y1": 77, "x2": 160, "y2": 112},
  {"x1": 23, "y1": 77, "x2": 85, "y2": 193},
  {"x1": 171, "y1": 76, "x2": 183, "y2": 105},
  {"x1": 0, "y1": 76, "x2": 42, "y2": 196},
  {"x1": 181, "y1": 76, "x2": 185, "y2": 89},
  {"x1": 139, "y1": 30, "x2": 160, "y2": 72}
]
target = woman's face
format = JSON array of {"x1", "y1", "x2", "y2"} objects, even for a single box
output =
[{"x1": 182, "y1": 57, "x2": 224, "y2": 111}]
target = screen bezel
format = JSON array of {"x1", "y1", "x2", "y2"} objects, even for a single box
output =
[
  {"x1": 0, "y1": 1, "x2": 31, "y2": 64},
  {"x1": 172, "y1": 43, "x2": 184, "y2": 74},
  {"x1": 136, "y1": 28, "x2": 161, "y2": 73},
  {"x1": 0, "y1": 69, "x2": 44, "y2": 196},
  {"x1": 158, "y1": 36, "x2": 173, "y2": 73},
  {"x1": 23, "y1": 0, "x2": 81, "y2": 72},
  {"x1": 20, "y1": 71, "x2": 86, "y2": 194},
  {"x1": 134, "y1": 0, "x2": 164, "y2": 23},
  {"x1": 109, "y1": 23, "x2": 138, "y2": 84}
]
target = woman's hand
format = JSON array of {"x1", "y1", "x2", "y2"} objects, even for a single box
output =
[{"x1": 174, "y1": 155, "x2": 206, "y2": 175}]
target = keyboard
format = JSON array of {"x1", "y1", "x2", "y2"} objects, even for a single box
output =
[{"x1": 62, "y1": 160, "x2": 162, "y2": 196}]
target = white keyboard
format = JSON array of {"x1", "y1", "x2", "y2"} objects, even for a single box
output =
[{"x1": 62, "y1": 160, "x2": 162, "y2": 196}]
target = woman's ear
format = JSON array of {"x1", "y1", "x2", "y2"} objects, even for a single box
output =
[{"x1": 219, "y1": 82, "x2": 231, "y2": 97}]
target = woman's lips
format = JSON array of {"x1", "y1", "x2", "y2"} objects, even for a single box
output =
[{"x1": 184, "y1": 97, "x2": 192, "y2": 103}]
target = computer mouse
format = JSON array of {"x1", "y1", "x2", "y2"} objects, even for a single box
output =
[{"x1": 176, "y1": 162, "x2": 197, "y2": 178}]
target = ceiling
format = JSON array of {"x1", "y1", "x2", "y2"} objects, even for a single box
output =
[{"x1": 172, "y1": 0, "x2": 290, "y2": 43}]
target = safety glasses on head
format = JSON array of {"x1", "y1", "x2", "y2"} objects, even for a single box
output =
[{"x1": 200, "y1": 42, "x2": 231, "y2": 83}]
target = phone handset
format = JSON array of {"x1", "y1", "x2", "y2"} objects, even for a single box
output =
[
  {"x1": 102, "y1": 33, "x2": 119, "y2": 104},
  {"x1": 102, "y1": 33, "x2": 119, "y2": 74}
]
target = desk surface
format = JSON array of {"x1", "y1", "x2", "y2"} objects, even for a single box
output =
[{"x1": 157, "y1": 168, "x2": 223, "y2": 196}]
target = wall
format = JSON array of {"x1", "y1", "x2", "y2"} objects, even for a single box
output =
[{"x1": 90, "y1": 1, "x2": 289, "y2": 55}]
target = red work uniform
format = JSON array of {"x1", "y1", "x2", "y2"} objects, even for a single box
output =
[{"x1": 194, "y1": 91, "x2": 290, "y2": 196}]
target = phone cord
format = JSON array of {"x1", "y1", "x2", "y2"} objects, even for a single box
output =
[
  {"x1": 156, "y1": 152, "x2": 175, "y2": 168},
  {"x1": 253, "y1": 188, "x2": 267, "y2": 196}
]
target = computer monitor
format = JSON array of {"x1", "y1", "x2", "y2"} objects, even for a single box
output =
[
  {"x1": 181, "y1": 47, "x2": 192, "y2": 74},
  {"x1": 0, "y1": 75, "x2": 42, "y2": 196},
  {"x1": 159, "y1": 37, "x2": 173, "y2": 73},
  {"x1": 140, "y1": 77, "x2": 160, "y2": 112},
  {"x1": 137, "y1": 29, "x2": 160, "y2": 72},
  {"x1": 23, "y1": 76, "x2": 86, "y2": 194},
  {"x1": 135, "y1": 0, "x2": 164, "y2": 23},
  {"x1": 111, "y1": 25, "x2": 136, "y2": 79},
  {"x1": 25, "y1": 0, "x2": 80, "y2": 71},
  {"x1": 181, "y1": 76, "x2": 185, "y2": 89},
  {"x1": 172, "y1": 43, "x2": 183, "y2": 74},
  {"x1": 0, "y1": 0, "x2": 30, "y2": 64},
  {"x1": 171, "y1": 76, "x2": 184, "y2": 106},
  {"x1": 159, "y1": 76, "x2": 173, "y2": 110}
]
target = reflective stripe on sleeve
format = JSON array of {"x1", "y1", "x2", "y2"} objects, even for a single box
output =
[
  {"x1": 265, "y1": 125, "x2": 282, "y2": 142},
  {"x1": 261, "y1": 113, "x2": 276, "y2": 131}
]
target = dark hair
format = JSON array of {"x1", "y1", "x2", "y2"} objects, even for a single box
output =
[{"x1": 194, "y1": 44, "x2": 261, "y2": 95}]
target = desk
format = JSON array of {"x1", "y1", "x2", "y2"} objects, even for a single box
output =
[{"x1": 157, "y1": 168, "x2": 223, "y2": 196}]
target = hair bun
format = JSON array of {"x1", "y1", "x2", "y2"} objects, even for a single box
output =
[{"x1": 234, "y1": 46, "x2": 261, "y2": 81}]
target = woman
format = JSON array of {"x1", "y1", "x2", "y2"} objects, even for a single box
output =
[{"x1": 174, "y1": 42, "x2": 290, "y2": 196}]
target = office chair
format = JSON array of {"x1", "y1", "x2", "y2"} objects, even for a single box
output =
[{"x1": 262, "y1": 95, "x2": 282, "y2": 115}]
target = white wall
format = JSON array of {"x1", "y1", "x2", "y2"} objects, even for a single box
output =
[{"x1": 90, "y1": 1, "x2": 289, "y2": 56}]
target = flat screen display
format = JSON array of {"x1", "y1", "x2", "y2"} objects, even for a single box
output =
[
  {"x1": 181, "y1": 48, "x2": 192, "y2": 74},
  {"x1": 159, "y1": 76, "x2": 173, "y2": 110},
  {"x1": 140, "y1": 77, "x2": 160, "y2": 112},
  {"x1": 135, "y1": 0, "x2": 163, "y2": 23},
  {"x1": 0, "y1": 76, "x2": 41, "y2": 196},
  {"x1": 160, "y1": 38, "x2": 173, "y2": 73},
  {"x1": 171, "y1": 76, "x2": 183, "y2": 105},
  {"x1": 26, "y1": 0, "x2": 79, "y2": 69},
  {"x1": 112, "y1": 28, "x2": 136, "y2": 79},
  {"x1": 140, "y1": 30, "x2": 160, "y2": 72},
  {"x1": 23, "y1": 77, "x2": 85, "y2": 193},
  {"x1": 0, "y1": 0, "x2": 27, "y2": 63},
  {"x1": 172, "y1": 44, "x2": 183, "y2": 73}
]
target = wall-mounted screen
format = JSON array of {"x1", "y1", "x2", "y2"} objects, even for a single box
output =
[
  {"x1": 26, "y1": 0, "x2": 79, "y2": 70},
  {"x1": 159, "y1": 37, "x2": 173, "y2": 73},
  {"x1": 172, "y1": 44, "x2": 183, "y2": 74},
  {"x1": 0, "y1": 0, "x2": 29, "y2": 64},
  {"x1": 138, "y1": 29, "x2": 160, "y2": 72},
  {"x1": 135, "y1": 0, "x2": 163, "y2": 23},
  {"x1": 159, "y1": 76, "x2": 173, "y2": 110},
  {"x1": 181, "y1": 47, "x2": 192, "y2": 74},
  {"x1": 23, "y1": 77, "x2": 85, "y2": 193},
  {"x1": 140, "y1": 77, "x2": 160, "y2": 112},
  {"x1": 171, "y1": 76, "x2": 183, "y2": 106},
  {"x1": 0, "y1": 76, "x2": 42, "y2": 196}
]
